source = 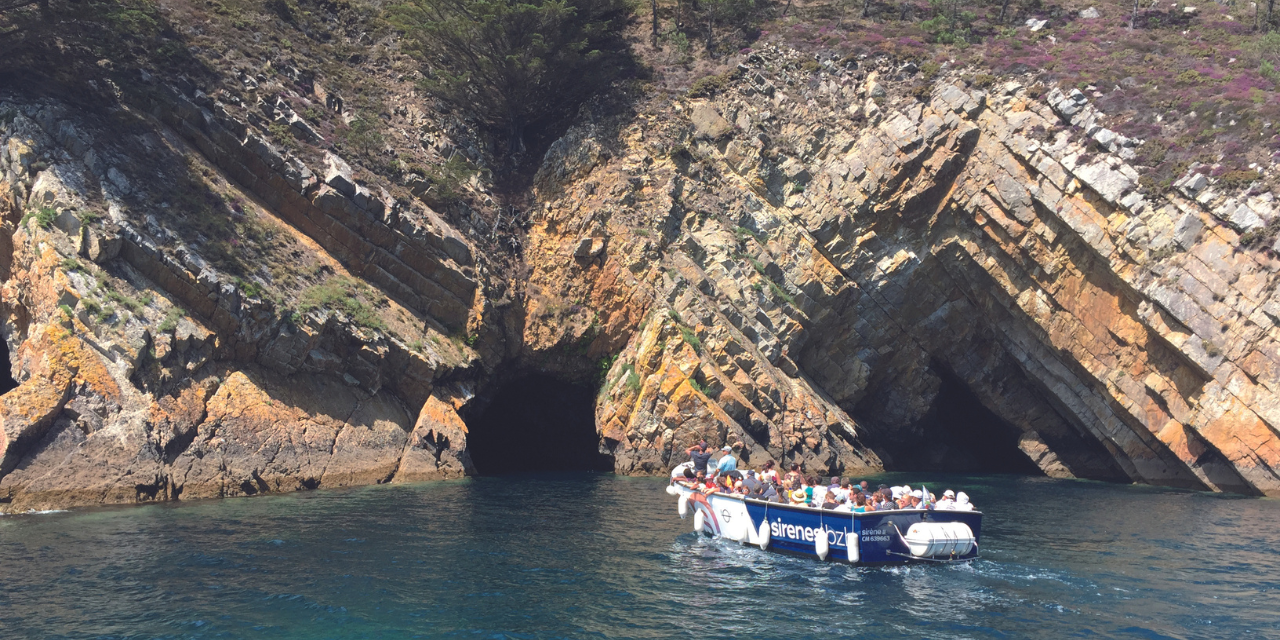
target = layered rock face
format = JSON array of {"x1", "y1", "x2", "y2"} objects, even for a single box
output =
[
  {"x1": 3, "y1": 44, "x2": 1280, "y2": 512},
  {"x1": 529, "y1": 49, "x2": 1280, "y2": 496},
  {"x1": 0, "y1": 90, "x2": 477, "y2": 511}
]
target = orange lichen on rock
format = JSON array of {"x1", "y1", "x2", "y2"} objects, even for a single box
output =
[{"x1": 0, "y1": 323, "x2": 121, "y2": 472}]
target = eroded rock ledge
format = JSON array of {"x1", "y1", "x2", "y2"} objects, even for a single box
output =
[{"x1": 3, "y1": 46, "x2": 1280, "y2": 512}]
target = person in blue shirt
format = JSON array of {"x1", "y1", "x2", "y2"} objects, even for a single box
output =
[{"x1": 715, "y1": 445, "x2": 738, "y2": 474}]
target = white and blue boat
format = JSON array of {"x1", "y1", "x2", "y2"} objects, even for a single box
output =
[{"x1": 668, "y1": 483, "x2": 982, "y2": 564}]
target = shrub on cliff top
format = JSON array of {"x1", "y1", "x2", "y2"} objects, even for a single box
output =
[
  {"x1": 688, "y1": 67, "x2": 742, "y2": 97},
  {"x1": 388, "y1": 0, "x2": 633, "y2": 154}
]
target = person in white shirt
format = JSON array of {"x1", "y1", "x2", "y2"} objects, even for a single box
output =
[
  {"x1": 831, "y1": 481, "x2": 850, "y2": 504},
  {"x1": 935, "y1": 489, "x2": 956, "y2": 510},
  {"x1": 810, "y1": 478, "x2": 828, "y2": 506},
  {"x1": 759, "y1": 460, "x2": 779, "y2": 485},
  {"x1": 833, "y1": 494, "x2": 854, "y2": 512}
]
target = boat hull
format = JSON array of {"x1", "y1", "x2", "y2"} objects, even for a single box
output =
[{"x1": 675, "y1": 487, "x2": 982, "y2": 565}]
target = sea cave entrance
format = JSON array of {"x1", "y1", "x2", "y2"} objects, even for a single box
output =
[
  {"x1": 463, "y1": 374, "x2": 613, "y2": 475},
  {"x1": 0, "y1": 338, "x2": 16, "y2": 396},
  {"x1": 893, "y1": 365, "x2": 1044, "y2": 475}
]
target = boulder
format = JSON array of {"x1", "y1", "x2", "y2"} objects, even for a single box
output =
[
  {"x1": 1093, "y1": 128, "x2": 1117, "y2": 149},
  {"x1": 1173, "y1": 213, "x2": 1204, "y2": 250},
  {"x1": 779, "y1": 158, "x2": 811, "y2": 183},
  {"x1": 288, "y1": 114, "x2": 323, "y2": 144},
  {"x1": 53, "y1": 209, "x2": 81, "y2": 236},
  {"x1": 282, "y1": 156, "x2": 317, "y2": 193},
  {"x1": 324, "y1": 151, "x2": 356, "y2": 197},
  {"x1": 1079, "y1": 7, "x2": 1100, "y2": 18},
  {"x1": 864, "y1": 98, "x2": 881, "y2": 119},
  {"x1": 83, "y1": 225, "x2": 122, "y2": 263},
  {"x1": 690, "y1": 104, "x2": 733, "y2": 141},
  {"x1": 1180, "y1": 172, "x2": 1209, "y2": 194},
  {"x1": 1228, "y1": 203, "x2": 1265, "y2": 232},
  {"x1": 244, "y1": 133, "x2": 285, "y2": 170},
  {"x1": 574, "y1": 236, "x2": 607, "y2": 261}
]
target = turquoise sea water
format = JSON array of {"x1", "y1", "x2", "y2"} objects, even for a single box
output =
[{"x1": 0, "y1": 473, "x2": 1277, "y2": 639}]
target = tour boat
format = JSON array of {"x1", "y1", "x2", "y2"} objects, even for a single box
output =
[{"x1": 667, "y1": 482, "x2": 982, "y2": 564}]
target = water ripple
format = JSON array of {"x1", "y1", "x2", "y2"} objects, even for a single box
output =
[{"x1": 0, "y1": 473, "x2": 1277, "y2": 639}]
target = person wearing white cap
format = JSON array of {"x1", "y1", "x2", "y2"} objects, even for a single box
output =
[
  {"x1": 715, "y1": 444, "x2": 738, "y2": 475},
  {"x1": 907, "y1": 490, "x2": 923, "y2": 509},
  {"x1": 936, "y1": 489, "x2": 956, "y2": 510},
  {"x1": 954, "y1": 492, "x2": 974, "y2": 511}
]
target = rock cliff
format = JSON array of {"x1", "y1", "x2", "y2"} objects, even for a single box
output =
[{"x1": 4, "y1": 44, "x2": 1280, "y2": 512}]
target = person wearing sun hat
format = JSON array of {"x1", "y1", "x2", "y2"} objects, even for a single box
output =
[{"x1": 789, "y1": 487, "x2": 809, "y2": 505}]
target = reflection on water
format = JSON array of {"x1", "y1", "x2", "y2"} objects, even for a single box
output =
[{"x1": 0, "y1": 473, "x2": 1277, "y2": 639}]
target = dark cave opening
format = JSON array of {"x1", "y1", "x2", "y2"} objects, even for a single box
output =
[
  {"x1": 464, "y1": 374, "x2": 613, "y2": 475},
  {"x1": 894, "y1": 365, "x2": 1044, "y2": 475},
  {"x1": 0, "y1": 338, "x2": 17, "y2": 396}
]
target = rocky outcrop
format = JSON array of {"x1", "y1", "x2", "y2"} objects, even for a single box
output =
[
  {"x1": 0, "y1": 91, "x2": 479, "y2": 511},
  {"x1": 3, "y1": 43, "x2": 1280, "y2": 511},
  {"x1": 525, "y1": 48, "x2": 1280, "y2": 496}
]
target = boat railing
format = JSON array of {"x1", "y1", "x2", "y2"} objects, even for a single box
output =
[{"x1": 710, "y1": 491, "x2": 983, "y2": 516}]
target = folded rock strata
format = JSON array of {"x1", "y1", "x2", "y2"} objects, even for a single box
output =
[{"x1": 2, "y1": 45, "x2": 1280, "y2": 513}]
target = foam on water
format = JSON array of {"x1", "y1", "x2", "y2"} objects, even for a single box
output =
[{"x1": 0, "y1": 473, "x2": 1277, "y2": 639}]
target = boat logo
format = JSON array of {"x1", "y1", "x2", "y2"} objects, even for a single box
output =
[
  {"x1": 770, "y1": 518, "x2": 848, "y2": 547},
  {"x1": 720, "y1": 508, "x2": 732, "y2": 522}
]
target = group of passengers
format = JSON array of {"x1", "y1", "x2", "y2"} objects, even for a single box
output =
[{"x1": 675, "y1": 441, "x2": 975, "y2": 512}]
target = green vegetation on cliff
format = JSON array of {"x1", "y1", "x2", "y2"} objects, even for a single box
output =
[{"x1": 388, "y1": 0, "x2": 633, "y2": 151}]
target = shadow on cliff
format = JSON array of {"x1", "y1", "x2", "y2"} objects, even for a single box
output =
[
  {"x1": 0, "y1": 0, "x2": 218, "y2": 105},
  {"x1": 0, "y1": 338, "x2": 16, "y2": 395},
  {"x1": 462, "y1": 374, "x2": 613, "y2": 475}
]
